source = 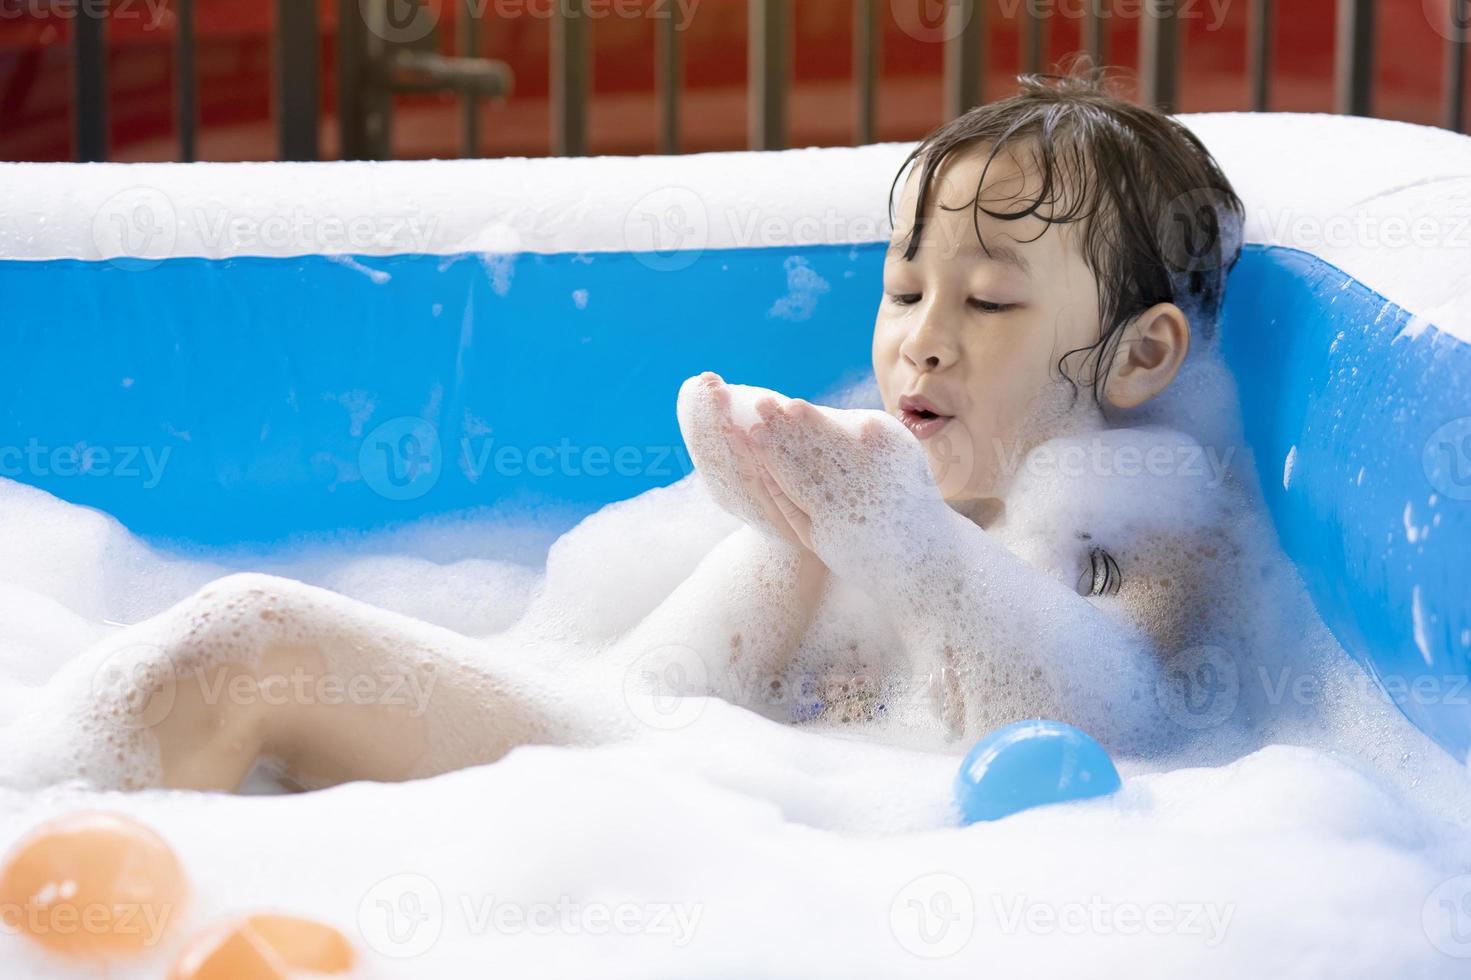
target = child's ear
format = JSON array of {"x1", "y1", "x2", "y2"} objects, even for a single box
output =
[{"x1": 1103, "y1": 302, "x2": 1191, "y2": 410}]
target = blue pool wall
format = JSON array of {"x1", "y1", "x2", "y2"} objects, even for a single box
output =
[{"x1": 2, "y1": 241, "x2": 1468, "y2": 758}]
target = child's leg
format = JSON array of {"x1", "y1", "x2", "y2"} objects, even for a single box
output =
[{"x1": 3, "y1": 574, "x2": 624, "y2": 792}]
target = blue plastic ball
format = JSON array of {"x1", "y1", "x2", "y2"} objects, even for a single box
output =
[{"x1": 954, "y1": 720, "x2": 1121, "y2": 824}]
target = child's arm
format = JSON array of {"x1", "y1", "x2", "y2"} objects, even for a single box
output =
[
  {"x1": 636, "y1": 373, "x2": 831, "y2": 699},
  {"x1": 744, "y1": 396, "x2": 1166, "y2": 750}
]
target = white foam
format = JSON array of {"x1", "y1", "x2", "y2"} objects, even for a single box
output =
[{"x1": 0, "y1": 357, "x2": 1469, "y2": 976}]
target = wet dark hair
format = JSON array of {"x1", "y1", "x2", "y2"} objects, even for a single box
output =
[{"x1": 889, "y1": 62, "x2": 1245, "y2": 405}]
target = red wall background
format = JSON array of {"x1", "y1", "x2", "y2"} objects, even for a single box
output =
[{"x1": 0, "y1": 0, "x2": 1464, "y2": 161}]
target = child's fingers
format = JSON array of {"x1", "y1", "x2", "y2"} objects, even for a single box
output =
[
  {"x1": 748, "y1": 433, "x2": 816, "y2": 552},
  {"x1": 726, "y1": 426, "x2": 805, "y2": 548},
  {"x1": 758, "y1": 469, "x2": 815, "y2": 553}
]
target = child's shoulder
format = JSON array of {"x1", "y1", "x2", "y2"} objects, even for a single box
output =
[{"x1": 993, "y1": 426, "x2": 1242, "y2": 592}]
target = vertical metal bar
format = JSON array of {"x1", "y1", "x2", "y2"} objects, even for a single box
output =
[
  {"x1": 854, "y1": 0, "x2": 878, "y2": 145},
  {"x1": 657, "y1": 6, "x2": 681, "y2": 153},
  {"x1": 1444, "y1": 1, "x2": 1467, "y2": 133},
  {"x1": 73, "y1": 1, "x2": 107, "y2": 161},
  {"x1": 1247, "y1": 0, "x2": 1272, "y2": 111},
  {"x1": 459, "y1": 0, "x2": 481, "y2": 157},
  {"x1": 339, "y1": 0, "x2": 389, "y2": 160},
  {"x1": 176, "y1": 0, "x2": 196, "y2": 161},
  {"x1": 337, "y1": 0, "x2": 365, "y2": 159},
  {"x1": 1083, "y1": 0, "x2": 1105, "y2": 67},
  {"x1": 1334, "y1": 0, "x2": 1373, "y2": 116},
  {"x1": 748, "y1": 0, "x2": 788, "y2": 150},
  {"x1": 943, "y1": 0, "x2": 982, "y2": 119},
  {"x1": 1024, "y1": 0, "x2": 1047, "y2": 75},
  {"x1": 552, "y1": 0, "x2": 589, "y2": 156},
  {"x1": 1139, "y1": 0, "x2": 1179, "y2": 112},
  {"x1": 276, "y1": 0, "x2": 321, "y2": 160}
]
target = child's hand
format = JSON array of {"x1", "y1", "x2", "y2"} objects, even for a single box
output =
[
  {"x1": 744, "y1": 396, "x2": 952, "y2": 580},
  {"x1": 677, "y1": 372, "x2": 817, "y2": 553}
]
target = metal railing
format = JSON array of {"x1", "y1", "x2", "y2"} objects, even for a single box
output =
[{"x1": 67, "y1": 0, "x2": 1470, "y2": 163}]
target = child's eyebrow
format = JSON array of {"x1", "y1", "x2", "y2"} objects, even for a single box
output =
[{"x1": 887, "y1": 236, "x2": 1032, "y2": 274}]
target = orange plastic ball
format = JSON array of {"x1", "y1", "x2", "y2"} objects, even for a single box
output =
[
  {"x1": 170, "y1": 913, "x2": 356, "y2": 979},
  {"x1": 0, "y1": 811, "x2": 188, "y2": 958}
]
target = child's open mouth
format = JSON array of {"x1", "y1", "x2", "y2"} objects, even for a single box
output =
[{"x1": 898, "y1": 395, "x2": 954, "y2": 440}]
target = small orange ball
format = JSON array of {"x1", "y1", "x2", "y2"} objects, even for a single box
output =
[
  {"x1": 170, "y1": 913, "x2": 356, "y2": 979},
  {"x1": 0, "y1": 811, "x2": 188, "y2": 958}
]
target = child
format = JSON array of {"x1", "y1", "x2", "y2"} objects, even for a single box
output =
[{"x1": 3, "y1": 69, "x2": 1249, "y2": 792}]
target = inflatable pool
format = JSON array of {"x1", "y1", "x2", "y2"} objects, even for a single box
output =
[
  {"x1": 0, "y1": 112, "x2": 1469, "y2": 977},
  {"x1": 1, "y1": 111, "x2": 1466, "y2": 759}
]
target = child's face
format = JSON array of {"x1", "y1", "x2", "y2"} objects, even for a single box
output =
[{"x1": 873, "y1": 146, "x2": 1104, "y2": 510}]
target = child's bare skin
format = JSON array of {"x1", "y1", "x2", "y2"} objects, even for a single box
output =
[{"x1": 1, "y1": 78, "x2": 1252, "y2": 791}]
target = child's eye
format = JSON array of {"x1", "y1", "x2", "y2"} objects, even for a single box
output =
[
  {"x1": 968, "y1": 298, "x2": 1014, "y2": 314},
  {"x1": 887, "y1": 293, "x2": 922, "y2": 307}
]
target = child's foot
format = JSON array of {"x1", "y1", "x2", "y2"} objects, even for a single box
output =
[{"x1": 677, "y1": 373, "x2": 811, "y2": 550}]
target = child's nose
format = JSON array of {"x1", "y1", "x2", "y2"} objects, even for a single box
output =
[{"x1": 900, "y1": 313, "x2": 959, "y2": 372}]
